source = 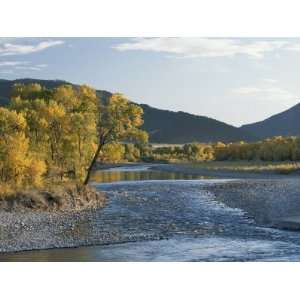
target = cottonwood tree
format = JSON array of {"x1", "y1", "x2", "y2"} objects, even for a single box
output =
[
  {"x1": 10, "y1": 83, "x2": 99, "y2": 182},
  {"x1": 83, "y1": 93, "x2": 148, "y2": 184},
  {"x1": 0, "y1": 107, "x2": 46, "y2": 189},
  {"x1": 7, "y1": 84, "x2": 147, "y2": 188},
  {"x1": 99, "y1": 143, "x2": 126, "y2": 162}
]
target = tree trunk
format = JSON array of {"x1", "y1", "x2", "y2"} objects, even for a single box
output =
[{"x1": 83, "y1": 143, "x2": 103, "y2": 185}]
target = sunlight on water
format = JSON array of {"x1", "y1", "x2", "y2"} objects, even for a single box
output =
[
  {"x1": 91, "y1": 165, "x2": 212, "y2": 183},
  {"x1": 2, "y1": 165, "x2": 300, "y2": 262}
]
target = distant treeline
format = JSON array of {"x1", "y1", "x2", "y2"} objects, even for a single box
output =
[
  {"x1": 102, "y1": 136, "x2": 300, "y2": 163},
  {"x1": 214, "y1": 136, "x2": 300, "y2": 161}
]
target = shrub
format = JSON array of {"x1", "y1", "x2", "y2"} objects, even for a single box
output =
[{"x1": 0, "y1": 185, "x2": 106, "y2": 212}]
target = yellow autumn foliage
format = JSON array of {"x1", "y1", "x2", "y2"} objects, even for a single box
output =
[{"x1": 0, "y1": 83, "x2": 147, "y2": 192}]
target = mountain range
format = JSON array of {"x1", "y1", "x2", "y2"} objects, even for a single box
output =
[
  {"x1": 240, "y1": 103, "x2": 300, "y2": 140},
  {"x1": 0, "y1": 78, "x2": 299, "y2": 143}
]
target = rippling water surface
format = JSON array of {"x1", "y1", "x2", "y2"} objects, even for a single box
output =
[
  {"x1": 3, "y1": 164, "x2": 300, "y2": 261},
  {"x1": 90, "y1": 164, "x2": 212, "y2": 182}
]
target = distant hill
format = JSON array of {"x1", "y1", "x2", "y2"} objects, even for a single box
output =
[
  {"x1": 139, "y1": 104, "x2": 255, "y2": 143},
  {"x1": 0, "y1": 78, "x2": 256, "y2": 143},
  {"x1": 241, "y1": 103, "x2": 300, "y2": 139},
  {"x1": 0, "y1": 79, "x2": 70, "y2": 106}
]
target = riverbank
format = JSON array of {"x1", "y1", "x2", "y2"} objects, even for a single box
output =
[
  {"x1": 2, "y1": 177, "x2": 300, "y2": 260},
  {"x1": 151, "y1": 163, "x2": 300, "y2": 228},
  {"x1": 0, "y1": 210, "x2": 100, "y2": 253},
  {"x1": 1, "y1": 164, "x2": 300, "y2": 256},
  {"x1": 0, "y1": 185, "x2": 106, "y2": 212},
  {"x1": 150, "y1": 162, "x2": 300, "y2": 179},
  {"x1": 0, "y1": 185, "x2": 107, "y2": 253}
]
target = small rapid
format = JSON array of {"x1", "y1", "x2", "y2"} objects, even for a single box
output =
[{"x1": 2, "y1": 165, "x2": 300, "y2": 261}]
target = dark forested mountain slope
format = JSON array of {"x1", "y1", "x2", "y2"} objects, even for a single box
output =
[
  {"x1": 241, "y1": 103, "x2": 300, "y2": 139},
  {"x1": 0, "y1": 79, "x2": 69, "y2": 105},
  {"x1": 139, "y1": 104, "x2": 255, "y2": 143},
  {"x1": 0, "y1": 78, "x2": 256, "y2": 143}
]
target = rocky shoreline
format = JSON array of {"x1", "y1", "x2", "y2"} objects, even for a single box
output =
[
  {"x1": 204, "y1": 179, "x2": 300, "y2": 227},
  {"x1": 0, "y1": 207, "x2": 163, "y2": 254},
  {"x1": 0, "y1": 184, "x2": 108, "y2": 253},
  {"x1": 152, "y1": 164, "x2": 300, "y2": 228},
  {"x1": 0, "y1": 210, "x2": 100, "y2": 253},
  {"x1": 1, "y1": 164, "x2": 300, "y2": 255}
]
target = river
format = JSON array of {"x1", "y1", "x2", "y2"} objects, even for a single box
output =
[{"x1": 2, "y1": 164, "x2": 300, "y2": 261}]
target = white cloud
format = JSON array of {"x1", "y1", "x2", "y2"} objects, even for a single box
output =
[
  {"x1": 0, "y1": 40, "x2": 64, "y2": 56},
  {"x1": 232, "y1": 87, "x2": 262, "y2": 95},
  {"x1": 15, "y1": 64, "x2": 47, "y2": 71},
  {"x1": 0, "y1": 60, "x2": 48, "y2": 72},
  {"x1": 261, "y1": 78, "x2": 278, "y2": 84},
  {"x1": 114, "y1": 38, "x2": 300, "y2": 59},
  {"x1": 0, "y1": 69, "x2": 14, "y2": 74},
  {"x1": 36, "y1": 64, "x2": 48, "y2": 68},
  {"x1": 0, "y1": 61, "x2": 28, "y2": 67},
  {"x1": 113, "y1": 38, "x2": 292, "y2": 59},
  {"x1": 231, "y1": 86, "x2": 297, "y2": 102},
  {"x1": 15, "y1": 66, "x2": 39, "y2": 71}
]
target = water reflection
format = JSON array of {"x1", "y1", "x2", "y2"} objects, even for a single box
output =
[
  {"x1": 4, "y1": 165, "x2": 296, "y2": 262},
  {"x1": 3, "y1": 236, "x2": 300, "y2": 262},
  {"x1": 0, "y1": 247, "x2": 94, "y2": 262},
  {"x1": 91, "y1": 167, "x2": 210, "y2": 183}
]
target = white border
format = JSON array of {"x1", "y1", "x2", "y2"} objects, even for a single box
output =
[
  {"x1": 0, "y1": 263, "x2": 300, "y2": 300},
  {"x1": 1, "y1": 0, "x2": 300, "y2": 36},
  {"x1": 1, "y1": 0, "x2": 300, "y2": 299}
]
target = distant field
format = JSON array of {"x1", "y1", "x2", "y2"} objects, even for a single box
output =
[
  {"x1": 151, "y1": 143, "x2": 184, "y2": 148},
  {"x1": 180, "y1": 161, "x2": 300, "y2": 174}
]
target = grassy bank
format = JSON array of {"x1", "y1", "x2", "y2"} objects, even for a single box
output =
[
  {"x1": 178, "y1": 161, "x2": 300, "y2": 174},
  {"x1": 0, "y1": 185, "x2": 106, "y2": 212}
]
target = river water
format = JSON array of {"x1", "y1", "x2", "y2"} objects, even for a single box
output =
[{"x1": 3, "y1": 164, "x2": 300, "y2": 261}]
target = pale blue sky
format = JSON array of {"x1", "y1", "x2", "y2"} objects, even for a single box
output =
[{"x1": 1, "y1": 37, "x2": 300, "y2": 126}]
